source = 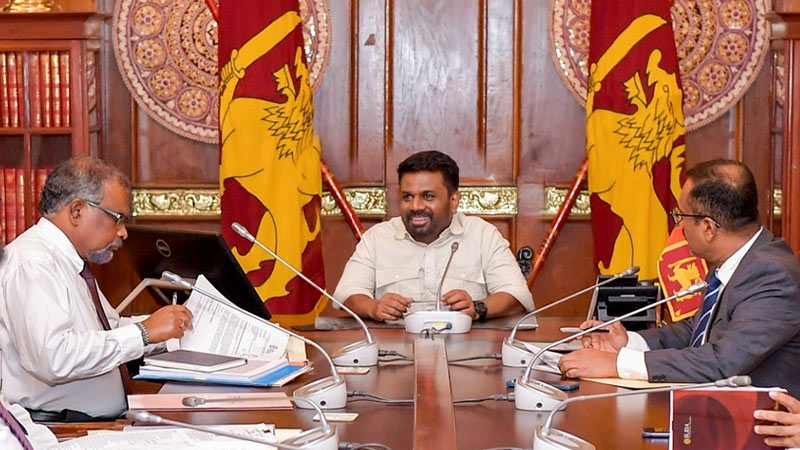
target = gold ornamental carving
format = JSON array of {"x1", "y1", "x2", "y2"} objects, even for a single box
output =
[
  {"x1": 542, "y1": 186, "x2": 783, "y2": 220},
  {"x1": 543, "y1": 186, "x2": 591, "y2": 219},
  {"x1": 1, "y1": 0, "x2": 58, "y2": 12},
  {"x1": 133, "y1": 186, "x2": 522, "y2": 217},
  {"x1": 133, "y1": 188, "x2": 220, "y2": 217},
  {"x1": 320, "y1": 187, "x2": 386, "y2": 217},
  {"x1": 457, "y1": 187, "x2": 517, "y2": 216}
]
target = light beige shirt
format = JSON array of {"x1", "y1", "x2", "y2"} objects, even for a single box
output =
[{"x1": 333, "y1": 213, "x2": 534, "y2": 312}]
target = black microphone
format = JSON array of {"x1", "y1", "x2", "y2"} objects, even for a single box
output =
[
  {"x1": 162, "y1": 271, "x2": 347, "y2": 410},
  {"x1": 231, "y1": 221, "x2": 378, "y2": 367},
  {"x1": 502, "y1": 265, "x2": 640, "y2": 367},
  {"x1": 535, "y1": 375, "x2": 752, "y2": 450},
  {"x1": 435, "y1": 241, "x2": 459, "y2": 311},
  {"x1": 515, "y1": 280, "x2": 708, "y2": 411}
]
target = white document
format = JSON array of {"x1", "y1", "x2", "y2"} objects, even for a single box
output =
[
  {"x1": 522, "y1": 342, "x2": 563, "y2": 375},
  {"x1": 170, "y1": 275, "x2": 289, "y2": 361},
  {"x1": 56, "y1": 424, "x2": 279, "y2": 450}
]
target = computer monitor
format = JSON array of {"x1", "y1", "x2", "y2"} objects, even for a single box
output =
[{"x1": 120, "y1": 225, "x2": 271, "y2": 320}]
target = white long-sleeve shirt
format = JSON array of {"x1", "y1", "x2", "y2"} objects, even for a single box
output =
[{"x1": 0, "y1": 218, "x2": 152, "y2": 418}]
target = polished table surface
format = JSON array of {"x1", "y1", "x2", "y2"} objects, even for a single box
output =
[{"x1": 131, "y1": 317, "x2": 672, "y2": 450}]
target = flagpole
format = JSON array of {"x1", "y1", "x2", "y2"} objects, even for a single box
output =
[
  {"x1": 528, "y1": 158, "x2": 588, "y2": 287},
  {"x1": 203, "y1": 0, "x2": 219, "y2": 21},
  {"x1": 321, "y1": 160, "x2": 365, "y2": 240}
]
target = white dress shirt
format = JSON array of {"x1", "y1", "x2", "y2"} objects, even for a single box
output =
[
  {"x1": 0, "y1": 219, "x2": 151, "y2": 418},
  {"x1": 333, "y1": 213, "x2": 534, "y2": 312},
  {"x1": 0, "y1": 395, "x2": 58, "y2": 450},
  {"x1": 616, "y1": 227, "x2": 764, "y2": 379}
]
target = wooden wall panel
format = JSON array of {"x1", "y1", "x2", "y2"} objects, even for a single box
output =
[{"x1": 98, "y1": 0, "x2": 784, "y2": 316}]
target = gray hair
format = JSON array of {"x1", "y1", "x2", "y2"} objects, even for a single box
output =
[{"x1": 38, "y1": 156, "x2": 131, "y2": 215}]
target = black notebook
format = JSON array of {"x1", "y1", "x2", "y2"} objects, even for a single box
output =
[{"x1": 144, "y1": 350, "x2": 247, "y2": 373}]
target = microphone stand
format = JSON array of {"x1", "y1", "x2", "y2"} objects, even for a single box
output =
[
  {"x1": 163, "y1": 271, "x2": 347, "y2": 410},
  {"x1": 404, "y1": 242, "x2": 473, "y2": 334},
  {"x1": 231, "y1": 222, "x2": 378, "y2": 367},
  {"x1": 127, "y1": 395, "x2": 339, "y2": 450},
  {"x1": 514, "y1": 281, "x2": 708, "y2": 411},
  {"x1": 533, "y1": 375, "x2": 751, "y2": 450},
  {"x1": 502, "y1": 266, "x2": 640, "y2": 367}
]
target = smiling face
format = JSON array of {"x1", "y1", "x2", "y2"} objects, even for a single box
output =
[{"x1": 399, "y1": 171, "x2": 459, "y2": 244}]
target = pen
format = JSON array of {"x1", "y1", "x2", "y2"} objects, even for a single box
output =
[{"x1": 559, "y1": 326, "x2": 610, "y2": 333}]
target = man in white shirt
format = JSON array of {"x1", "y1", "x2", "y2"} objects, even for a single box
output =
[
  {"x1": 334, "y1": 151, "x2": 533, "y2": 322},
  {"x1": 0, "y1": 156, "x2": 193, "y2": 420},
  {"x1": 558, "y1": 159, "x2": 800, "y2": 395}
]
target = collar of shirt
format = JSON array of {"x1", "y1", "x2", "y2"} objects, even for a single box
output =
[
  {"x1": 715, "y1": 226, "x2": 763, "y2": 286},
  {"x1": 391, "y1": 212, "x2": 466, "y2": 245},
  {"x1": 34, "y1": 218, "x2": 85, "y2": 274}
]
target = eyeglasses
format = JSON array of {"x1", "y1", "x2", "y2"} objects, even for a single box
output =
[
  {"x1": 84, "y1": 200, "x2": 130, "y2": 226},
  {"x1": 670, "y1": 208, "x2": 721, "y2": 228}
]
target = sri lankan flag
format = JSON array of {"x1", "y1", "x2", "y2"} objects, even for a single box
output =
[
  {"x1": 658, "y1": 226, "x2": 708, "y2": 321},
  {"x1": 218, "y1": 0, "x2": 326, "y2": 326},
  {"x1": 586, "y1": 0, "x2": 686, "y2": 280}
]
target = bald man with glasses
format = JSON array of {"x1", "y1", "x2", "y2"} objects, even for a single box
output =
[{"x1": 0, "y1": 156, "x2": 193, "y2": 421}]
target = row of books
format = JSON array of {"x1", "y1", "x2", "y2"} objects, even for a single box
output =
[
  {"x1": 0, "y1": 50, "x2": 71, "y2": 129},
  {"x1": 1, "y1": 167, "x2": 51, "y2": 244}
]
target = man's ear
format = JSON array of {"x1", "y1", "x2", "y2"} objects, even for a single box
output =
[
  {"x1": 67, "y1": 199, "x2": 84, "y2": 225},
  {"x1": 450, "y1": 191, "x2": 460, "y2": 214},
  {"x1": 701, "y1": 217, "x2": 719, "y2": 242}
]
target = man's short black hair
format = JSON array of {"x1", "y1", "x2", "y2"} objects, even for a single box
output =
[
  {"x1": 397, "y1": 151, "x2": 459, "y2": 193},
  {"x1": 686, "y1": 159, "x2": 759, "y2": 231}
]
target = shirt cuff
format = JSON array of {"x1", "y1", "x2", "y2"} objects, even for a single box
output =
[
  {"x1": 108, "y1": 324, "x2": 146, "y2": 362},
  {"x1": 331, "y1": 287, "x2": 374, "y2": 309},
  {"x1": 625, "y1": 331, "x2": 651, "y2": 351},
  {"x1": 616, "y1": 347, "x2": 649, "y2": 380}
]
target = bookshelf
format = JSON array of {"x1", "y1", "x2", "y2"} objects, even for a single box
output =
[{"x1": 0, "y1": 12, "x2": 104, "y2": 243}]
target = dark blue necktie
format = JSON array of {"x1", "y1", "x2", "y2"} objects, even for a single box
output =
[
  {"x1": 690, "y1": 272, "x2": 722, "y2": 347},
  {"x1": 0, "y1": 401, "x2": 34, "y2": 450}
]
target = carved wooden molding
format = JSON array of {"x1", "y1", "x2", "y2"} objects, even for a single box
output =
[
  {"x1": 542, "y1": 186, "x2": 784, "y2": 220},
  {"x1": 543, "y1": 186, "x2": 591, "y2": 218},
  {"x1": 320, "y1": 187, "x2": 386, "y2": 216},
  {"x1": 133, "y1": 186, "x2": 520, "y2": 217},
  {"x1": 132, "y1": 188, "x2": 220, "y2": 217},
  {"x1": 457, "y1": 186, "x2": 518, "y2": 215}
]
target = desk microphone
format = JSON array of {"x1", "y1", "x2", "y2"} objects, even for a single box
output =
[
  {"x1": 514, "y1": 281, "x2": 707, "y2": 411},
  {"x1": 502, "y1": 265, "x2": 640, "y2": 367},
  {"x1": 404, "y1": 241, "x2": 472, "y2": 334},
  {"x1": 533, "y1": 375, "x2": 751, "y2": 450},
  {"x1": 127, "y1": 395, "x2": 339, "y2": 450},
  {"x1": 162, "y1": 271, "x2": 347, "y2": 410},
  {"x1": 231, "y1": 222, "x2": 377, "y2": 367}
]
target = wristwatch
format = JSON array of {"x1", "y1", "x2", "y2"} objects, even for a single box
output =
[{"x1": 473, "y1": 300, "x2": 488, "y2": 322}]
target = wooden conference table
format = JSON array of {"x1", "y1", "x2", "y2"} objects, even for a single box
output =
[{"x1": 118, "y1": 317, "x2": 672, "y2": 450}]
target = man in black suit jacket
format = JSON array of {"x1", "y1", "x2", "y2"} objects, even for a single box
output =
[{"x1": 559, "y1": 159, "x2": 800, "y2": 396}]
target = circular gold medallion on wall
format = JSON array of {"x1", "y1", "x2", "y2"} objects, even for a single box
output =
[
  {"x1": 113, "y1": 0, "x2": 331, "y2": 143},
  {"x1": 549, "y1": 0, "x2": 770, "y2": 131}
]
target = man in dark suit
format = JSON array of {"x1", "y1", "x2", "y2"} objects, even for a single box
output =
[{"x1": 559, "y1": 159, "x2": 800, "y2": 396}]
